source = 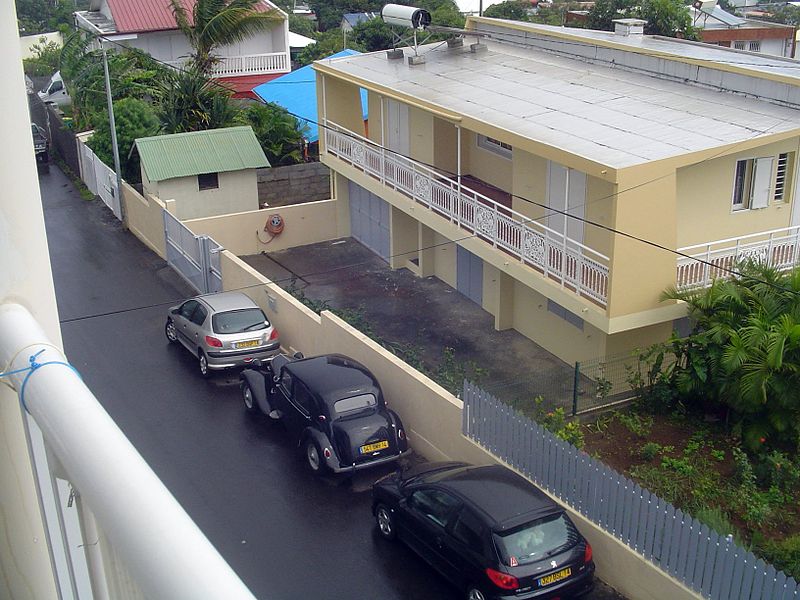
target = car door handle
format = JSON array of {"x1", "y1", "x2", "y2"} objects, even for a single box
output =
[{"x1": 435, "y1": 536, "x2": 444, "y2": 548}]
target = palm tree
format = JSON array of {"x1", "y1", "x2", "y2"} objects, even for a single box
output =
[
  {"x1": 170, "y1": 0, "x2": 282, "y2": 75},
  {"x1": 157, "y1": 68, "x2": 241, "y2": 133}
]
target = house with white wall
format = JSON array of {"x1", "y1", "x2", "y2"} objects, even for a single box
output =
[
  {"x1": 690, "y1": 5, "x2": 796, "y2": 58},
  {"x1": 74, "y1": 0, "x2": 290, "y2": 98},
  {"x1": 134, "y1": 126, "x2": 269, "y2": 220},
  {"x1": 313, "y1": 17, "x2": 800, "y2": 365}
]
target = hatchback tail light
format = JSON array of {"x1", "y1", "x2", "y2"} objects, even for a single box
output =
[
  {"x1": 205, "y1": 336, "x2": 222, "y2": 348},
  {"x1": 485, "y1": 568, "x2": 519, "y2": 591},
  {"x1": 269, "y1": 328, "x2": 279, "y2": 341},
  {"x1": 584, "y1": 542, "x2": 593, "y2": 563}
]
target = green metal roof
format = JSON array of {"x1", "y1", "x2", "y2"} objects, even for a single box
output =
[{"x1": 134, "y1": 126, "x2": 269, "y2": 182}]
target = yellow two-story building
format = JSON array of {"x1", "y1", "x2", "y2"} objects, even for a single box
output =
[{"x1": 314, "y1": 17, "x2": 800, "y2": 364}]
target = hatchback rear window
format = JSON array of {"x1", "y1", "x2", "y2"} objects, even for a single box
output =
[
  {"x1": 212, "y1": 308, "x2": 269, "y2": 334},
  {"x1": 494, "y1": 512, "x2": 581, "y2": 567},
  {"x1": 334, "y1": 393, "x2": 377, "y2": 416}
]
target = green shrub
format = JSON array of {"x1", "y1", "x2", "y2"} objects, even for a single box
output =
[
  {"x1": 694, "y1": 507, "x2": 740, "y2": 541},
  {"x1": 615, "y1": 411, "x2": 654, "y2": 437},
  {"x1": 759, "y1": 535, "x2": 800, "y2": 580},
  {"x1": 639, "y1": 442, "x2": 662, "y2": 461},
  {"x1": 531, "y1": 398, "x2": 585, "y2": 449}
]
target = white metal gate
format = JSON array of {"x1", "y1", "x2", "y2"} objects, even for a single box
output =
[
  {"x1": 77, "y1": 137, "x2": 122, "y2": 220},
  {"x1": 349, "y1": 181, "x2": 390, "y2": 262},
  {"x1": 164, "y1": 210, "x2": 223, "y2": 294}
]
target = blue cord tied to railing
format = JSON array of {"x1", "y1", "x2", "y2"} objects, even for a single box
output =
[{"x1": 0, "y1": 349, "x2": 82, "y2": 412}]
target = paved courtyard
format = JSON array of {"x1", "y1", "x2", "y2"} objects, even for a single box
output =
[{"x1": 242, "y1": 238, "x2": 576, "y2": 410}]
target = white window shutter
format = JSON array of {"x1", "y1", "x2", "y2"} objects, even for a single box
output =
[{"x1": 750, "y1": 157, "x2": 774, "y2": 209}]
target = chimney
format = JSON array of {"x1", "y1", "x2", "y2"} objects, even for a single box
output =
[{"x1": 612, "y1": 18, "x2": 647, "y2": 36}]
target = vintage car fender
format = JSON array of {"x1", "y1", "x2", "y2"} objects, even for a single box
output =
[
  {"x1": 240, "y1": 368, "x2": 272, "y2": 416},
  {"x1": 301, "y1": 427, "x2": 341, "y2": 470},
  {"x1": 386, "y1": 409, "x2": 409, "y2": 452}
]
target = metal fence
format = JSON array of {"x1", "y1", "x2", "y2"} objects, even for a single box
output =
[
  {"x1": 462, "y1": 383, "x2": 799, "y2": 600},
  {"x1": 164, "y1": 210, "x2": 223, "y2": 294},
  {"x1": 481, "y1": 352, "x2": 638, "y2": 416},
  {"x1": 76, "y1": 137, "x2": 122, "y2": 220}
]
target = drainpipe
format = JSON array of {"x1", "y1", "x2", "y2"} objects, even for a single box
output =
[{"x1": 0, "y1": 304, "x2": 258, "y2": 600}]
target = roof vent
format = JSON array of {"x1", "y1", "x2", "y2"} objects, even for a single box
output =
[{"x1": 612, "y1": 18, "x2": 647, "y2": 36}]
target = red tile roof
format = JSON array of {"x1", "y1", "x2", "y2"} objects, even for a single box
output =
[{"x1": 107, "y1": 0, "x2": 274, "y2": 34}]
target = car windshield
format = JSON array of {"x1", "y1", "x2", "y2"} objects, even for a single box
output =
[
  {"x1": 333, "y1": 393, "x2": 377, "y2": 417},
  {"x1": 212, "y1": 308, "x2": 269, "y2": 334},
  {"x1": 494, "y1": 513, "x2": 580, "y2": 567}
]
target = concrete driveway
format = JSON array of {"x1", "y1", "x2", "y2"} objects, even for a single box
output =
[{"x1": 242, "y1": 238, "x2": 576, "y2": 410}]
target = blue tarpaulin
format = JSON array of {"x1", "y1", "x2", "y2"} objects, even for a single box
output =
[{"x1": 252, "y1": 50, "x2": 368, "y2": 143}]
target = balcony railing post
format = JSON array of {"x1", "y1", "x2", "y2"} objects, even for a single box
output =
[{"x1": 493, "y1": 203, "x2": 498, "y2": 247}]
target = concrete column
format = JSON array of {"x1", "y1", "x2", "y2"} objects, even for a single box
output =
[
  {"x1": 418, "y1": 224, "x2": 436, "y2": 277},
  {"x1": 494, "y1": 271, "x2": 515, "y2": 331},
  {"x1": 390, "y1": 205, "x2": 417, "y2": 270},
  {"x1": 0, "y1": 1, "x2": 62, "y2": 597},
  {"x1": 334, "y1": 173, "x2": 351, "y2": 238}
]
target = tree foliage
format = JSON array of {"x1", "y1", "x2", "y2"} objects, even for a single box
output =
[
  {"x1": 762, "y1": 5, "x2": 800, "y2": 27},
  {"x1": 170, "y1": 0, "x2": 283, "y2": 74},
  {"x1": 586, "y1": 0, "x2": 697, "y2": 38},
  {"x1": 87, "y1": 98, "x2": 159, "y2": 183},
  {"x1": 351, "y1": 18, "x2": 395, "y2": 52},
  {"x1": 661, "y1": 263, "x2": 800, "y2": 452},
  {"x1": 157, "y1": 68, "x2": 242, "y2": 134},
  {"x1": 240, "y1": 103, "x2": 307, "y2": 166},
  {"x1": 484, "y1": 0, "x2": 534, "y2": 21},
  {"x1": 17, "y1": 0, "x2": 87, "y2": 35},
  {"x1": 296, "y1": 29, "x2": 364, "y2": 66},
  {"x1": 22, "y1": 37, "x2": 62, "y2": 76}
]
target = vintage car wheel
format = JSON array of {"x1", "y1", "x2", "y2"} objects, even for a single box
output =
[
  {"x1": 304, "y1": 439, "x2": 327, "y2": 475},
  {"x1": 241, "y1": 382, "x2": 256, "y2": 413},
  {"x1": 375, "y1": 504, "x2": 396, "y2": 541},
  {"x1": 165, "y1": 318, "x2": 178, "y2": 344},
  {"x1": 198, "y1": 350, "x2": 211, "y2": 379}
]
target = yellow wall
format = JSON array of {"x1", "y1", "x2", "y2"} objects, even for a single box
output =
[
  {"x1": 512, "y1": 148, "x2": 547, "y2": 219},
  {"x1": 319, "y1": 74, "x2": 365, "y2": 135},
  {"x1": 433, "y1": 231, "x2": 457, "y2": 288},
  {"x1": 153, "y1": 170, "x2": 259, "y2": 221},
  {"x1": 433, "y1": 117, "x2": 459, "y2": 175},
  {"x1": 676, "y1": 139, "x2": 799, "y2": 248},
  {"x1": 367, "y1": 92, "x2": 383, "y2": 144},
  {"x1": 185, "y1": 200, "x2": 342, "y2": 256},
  {"x1": 390, "y1": 206, "x2": 418, "y2": 271},
  {"x1": 121, "y1": 183, "x2": 166, "y2": 258},
  {"x1": 409, "y1": 106, "x2": 434, "y2": 166},
  {"x1": 463, "y1": 130, "x2": 513, "y2": 191}
]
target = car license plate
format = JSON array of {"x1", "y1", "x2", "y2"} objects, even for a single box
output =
[
  {"x1": 359, "y1": 440, "x2": 389, "y2": 454},
  {"x1": 538, "y1": 567, "x2": 571, "y2": 587},
  {"x1": 236, "y1": 340, "x2": 260, "y2": 349}
]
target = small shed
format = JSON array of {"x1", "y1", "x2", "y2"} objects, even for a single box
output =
[{"x1": 134, "y1": 126, "x2": 269, "y2": 220}]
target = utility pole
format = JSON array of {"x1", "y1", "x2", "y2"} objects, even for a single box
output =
[{"x1": 101, "y1": 45, "x2": 125, "y2": 221}]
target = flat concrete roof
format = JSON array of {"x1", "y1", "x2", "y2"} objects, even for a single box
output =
[{"x1": 318, "y1": 24, "x2": 800, "y2": 169}]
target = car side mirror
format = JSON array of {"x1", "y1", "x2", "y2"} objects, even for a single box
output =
[
  {"x1": 170, "y1": 308, "x2": 178, "y2": 315},
  {"x1": 293, "y1": 351, "x2": 304, "y2": 359}
]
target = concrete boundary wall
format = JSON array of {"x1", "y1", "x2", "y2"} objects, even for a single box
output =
[
  {"x1": 186, "y1": 200, "x2": 341, "y2": 256},
  {"x1": 217, "y1": 249, "x2": 700, "y2": 600},
  {"x1": 115, "y1": 178, "x2": 700, "y2": 600},
  {"x1": 256, "y1": 162, "x2": 330, "y2": 207}
]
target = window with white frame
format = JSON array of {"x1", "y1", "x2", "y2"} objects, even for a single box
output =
[
  {"x1": 749, "y1": 40, "x2": 761, "y2": 52},
  {"x1": 774, "y1": 152, "x2": 793, "y2": 203},
  {"x1": 734, "y1": 41, "x2": 746, "y2": 50},
  {"x1": 477, "y1": 134, "x2": 512, "y2": 159},
  {"x1": 732, "y1": 156, "x2": 776, "y2": 210}
]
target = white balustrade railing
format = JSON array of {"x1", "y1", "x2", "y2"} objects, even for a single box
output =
[
  {"x1": 324, "y1": 122, "x2": 610, "y2": 306},
  {"x1": 677, "y1": 226, "x2": 800, "y2": 290},
  {"x1": 165, "y1": 52, "x2": 289, "y2": 77}
]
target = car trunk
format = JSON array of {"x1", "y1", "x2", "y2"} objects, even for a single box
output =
[{"x1": 332, "y1": 411, "x2": 396, "y2": 466}]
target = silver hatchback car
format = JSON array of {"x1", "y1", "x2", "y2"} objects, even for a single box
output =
[{"x1": 165, "y1": 292, "x2": 280, "y2": 377}]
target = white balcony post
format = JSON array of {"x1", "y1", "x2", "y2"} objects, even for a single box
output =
[
  {"x1": 0, "y1": 304, "x2": 258, "y2": 600},
  {"x1": 456, "y1": 125, "x2": 461, "y2": 225}
]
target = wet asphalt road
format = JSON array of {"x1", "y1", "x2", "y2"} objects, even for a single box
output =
[{"x1": 40, "y1": 165, "x2": 624, "y2": 600}]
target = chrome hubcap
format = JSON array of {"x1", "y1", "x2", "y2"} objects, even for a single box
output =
[
  {"x1": 467, "y1": 589, "x2": 484, "y2": 600},
  {"x1": 166, "y1": 321, "x2": 176, "y2": 340},
  {"x1": 199, "y1": 355, "x2": 207, "y2": 374},
  {"x1": 307, "y1": 444, "x2": 320, "y2": 471},
  {"x1": 377, "y1": 508, "x2": 392, "y2": 536},
  {"x1": 243, "y1": 387, "x2": 253, "y2": 409}
]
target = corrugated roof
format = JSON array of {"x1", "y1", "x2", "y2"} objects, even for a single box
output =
[
  {"x1": 134, "y1": 126, "x2": 269, "y2": 182},
  {"x1": 253, "y1": 49, "x2": 368, "y2": 143},
  {"x1": 107, "y1": 0, "x2": 275, "y2": 34}
]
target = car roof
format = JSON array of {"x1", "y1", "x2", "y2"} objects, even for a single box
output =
[
  {"x1": 197, "y1": 292, "x2": 259, "y2": 313},
  {"x1": 285, "y1": 354, "x2": 381, "y2": 406},
  {"x1": 424, "y1": 464, "x2": 560, "y2": 532}
]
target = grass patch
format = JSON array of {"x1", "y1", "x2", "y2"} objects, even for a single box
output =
[{"x1": 53, "y1": 157, "x2": 95, "y2": 201}]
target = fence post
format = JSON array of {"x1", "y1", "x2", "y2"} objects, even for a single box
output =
[{"x1": 572, "y1": 362, "x2": 580, "y2": 416}]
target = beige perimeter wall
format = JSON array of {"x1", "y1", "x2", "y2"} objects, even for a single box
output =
[{"x1": 122, "y1": 182, "x2": 166, "y2": 258}]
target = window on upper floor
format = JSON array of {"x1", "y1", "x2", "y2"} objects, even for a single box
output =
[
  {"x1": 198, "y1": 172, "x2": 219, "y2": 191},
  {"x1": 732, "y1": 156, "x2": 777, "y2": 211},
  {"x1": 774, "y1": 152, "x2": 793, "y2": 203},
  {"x1": 477, "y1": 135, "x2": 512, "y2": 159}
]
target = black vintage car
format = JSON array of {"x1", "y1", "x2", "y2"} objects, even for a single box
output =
[
  {"x1": 240, "y1": 353, "x2": 410, "y2": 474},
  {"x1": 372, "y1": 462, "x2": 595, "y2": 600}
]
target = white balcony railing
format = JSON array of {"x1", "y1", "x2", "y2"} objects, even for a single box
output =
[
  {"x1": 166, "y1": 52, "x2": 290, "y2": 77},
  {"x1": 677, "y1": 225, "x2": 800, "y2": 290},
  {"x1": 324, "y1": 122, "x2": 610, "y2": 306}
]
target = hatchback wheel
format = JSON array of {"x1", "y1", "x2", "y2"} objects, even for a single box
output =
[
  {"x1": 242, "y1": 382, "x2": 256, "y2": 413},
  {"x1": 165, "y1": 318, "x2": 178, "y2": 344},
  {"x1": 304, "y1": 439, "x2": 327, "y2": 475},
  {"x1": 375, "y1": 504, "x2": 396, "y2": 541},
  {"x1": 198, "y1": 350, "x2": 211, "y2": 378},
  {"x1": 466, "y1": 587, "x2": 486, "y2": 600}
]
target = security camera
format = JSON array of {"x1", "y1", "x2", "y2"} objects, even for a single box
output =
[{"x1": 381, "y1": 4, "x2": 432, "y2": 30}]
